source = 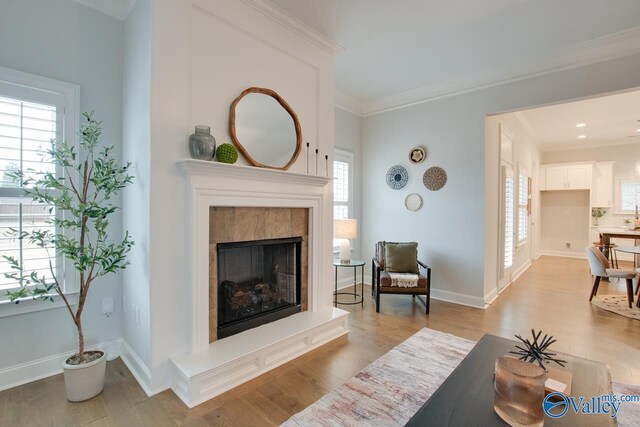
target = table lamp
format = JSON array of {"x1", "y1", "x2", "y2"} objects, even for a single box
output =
[{"x1": 335, "y1": 219, "x2": 357, "y2": 263}]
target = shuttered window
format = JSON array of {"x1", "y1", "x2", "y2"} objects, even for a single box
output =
[
  {"x1": 0, "y1": 97, "x2": 59, "y2": 299},
  {"x1": 333, "y1": 150, "x2": 353, "y2": 250},
  {"x1": 503, "y1": 166, "x2": 514, "y2": 269},
  {"x1": 517, "y1": 170, "x2": 528, "y2": 244}
]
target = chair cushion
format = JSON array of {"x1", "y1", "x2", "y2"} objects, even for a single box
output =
[
  {"x1": 384, "y1": 242, "x2": 419, "y2": 274},
  {"x1": 606, "y1": 269, "x2": 637, "y2": 279},
  {"x1": 379, "y1": 271, "x2": 427, "y2": 289}
]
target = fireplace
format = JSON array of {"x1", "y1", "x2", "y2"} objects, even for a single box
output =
[{"x1": 217, "y1": 237, "x2": 302, "y2": 338}]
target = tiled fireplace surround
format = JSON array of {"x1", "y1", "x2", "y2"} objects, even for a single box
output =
[{"x1": 170, "y1": 160, "x2": 349, "y2": 408}]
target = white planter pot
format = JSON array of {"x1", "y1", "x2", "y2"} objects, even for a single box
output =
[{"x1": 62, "y1": 351, "x2": 107, "y2": 402}]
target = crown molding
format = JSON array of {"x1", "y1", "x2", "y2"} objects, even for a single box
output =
[
  {"x1": 540, "y1": 137, "x2": 640, "y2": 153},
  {"x1": 361, "y1": 26, "x2": 640, "y2": 117},
  {"x1": 73, "y1": 0, "x2": 137, "y2": 20},
  {"x1": 239, "y1": 0, "x2": 344, "y2": 56},
  {"x1": 335, "y1": 90, "x2": 364, "y2": 117}
]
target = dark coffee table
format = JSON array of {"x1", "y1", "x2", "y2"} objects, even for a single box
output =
[{"x1": 406, "y1": 334, "x2": 616, "y2": 426}]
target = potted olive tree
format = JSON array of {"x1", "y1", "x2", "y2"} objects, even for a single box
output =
[{"x1": 3, "y1": 112, "x2": 133, "y2": 401}]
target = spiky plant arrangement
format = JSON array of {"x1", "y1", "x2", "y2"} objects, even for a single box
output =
[
  {"x1": 3, "y1": 112, "x2": 134, "y2": 364},
  {"x1": 509, "y1": 329, "x2": 567, "y2": 371}
]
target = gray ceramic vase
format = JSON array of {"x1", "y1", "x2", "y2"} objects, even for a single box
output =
[{"x1": 189, "y1": 125, "x2": 216, "y2": 160}]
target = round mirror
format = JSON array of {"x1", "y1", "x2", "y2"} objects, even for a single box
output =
[{"x1": 229, "y1": 87, "x2": 302, "y2": 170}]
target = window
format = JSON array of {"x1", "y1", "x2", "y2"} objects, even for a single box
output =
[
  {"x1": 517, "y1": 166, "x2": 528, "y2": 245},
  {"x1": 333, "y1": 149, "x2": 353, "y2": 251},
  {"x1": 503, "y1": 165, "x2": 514, "y2": 269},
  {"x1": 618, "y1": 177, "x2": 640, "y2": 214},
  {"x1": 0, "y1": 67, "x2": 78, "y2": 311}
]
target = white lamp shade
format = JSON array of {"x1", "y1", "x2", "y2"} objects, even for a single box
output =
[{"x1": 334, "y1": 219, "x2": 357, "y2": 239}]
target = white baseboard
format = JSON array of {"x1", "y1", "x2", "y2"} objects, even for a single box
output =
[
  {"x1": 484, "y1": 288, "x2": 498, "y2": 306},
  {"x1": 430, "y1": 288, "x2": 485, "y2": 309},
  {"x1": 120, "y1": 339, "x2": 154, "y2": 396},
  {"x1": 0, "y1": 340, "x2": 118, "y2": 393},
  {"x1": 512, "y1": 260, "x2": 532, "y2": 283},
  {"x1": 366, "y1": 276, "x2": 484, "y2": 309},
  {"x1": 537, "y1": 250, "x2": 586, "y2": 259}
]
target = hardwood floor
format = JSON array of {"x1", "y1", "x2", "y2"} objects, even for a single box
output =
[{"x1": 2, "y1": 256, "x2": 639, "y2": 426}]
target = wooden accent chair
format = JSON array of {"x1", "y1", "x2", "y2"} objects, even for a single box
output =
[
  {"x1": 371, "y1": 241, "x2": 431, "y2": 313},
  {"x1": 585, "y1": 245, "x2": 638, "y2": 308}
]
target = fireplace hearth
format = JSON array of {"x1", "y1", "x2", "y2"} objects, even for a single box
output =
[{"x1": 217, "y1": 237, "x2": 302, "y2": 339}]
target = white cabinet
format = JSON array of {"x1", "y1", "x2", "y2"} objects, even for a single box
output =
[
  {"x1": 540, "y1": 163, "x2": 593, "y2": 191},
  {"x1": 591, "y1": 162, "x2": 613, "y2": 208},
  {"x1": 544, "y1": 165, "x2": 567, "y2": 190}
]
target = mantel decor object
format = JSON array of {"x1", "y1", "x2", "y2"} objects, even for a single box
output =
[
  {"x1": 189, "y1": 125, "x2": 216, "y2": 160},
  {"x1": 216, "y1": 143, "x2": 238, "y2": 164},
  {"x1": 229, "y1": 87, "x2": 302, "y2": 170}
]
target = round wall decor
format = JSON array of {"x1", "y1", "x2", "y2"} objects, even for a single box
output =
[
  {"x1": 386, "y1": 165, "x2": 408, "y2": 190},
  {"x1": 409, "y1": 146, "x2": 426, "y2": 164},
  {"x1": 405, "y1": 193, "x2": 423, "y2": 211},
  {"x1": 423, "y1": 166, "x2": 447, "y2": 191}
]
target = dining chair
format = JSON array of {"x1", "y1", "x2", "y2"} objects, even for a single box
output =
[{"x1": 585, "y1": 246, "x2": 637, "y2": 308}]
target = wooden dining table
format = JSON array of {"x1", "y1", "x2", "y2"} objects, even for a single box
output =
[
  {"x1": 598, "y1": 227, "x2": 640, "y2": 245},
  {"x1": 598, "y1": 227, "x2": 640, "y2": 259}
]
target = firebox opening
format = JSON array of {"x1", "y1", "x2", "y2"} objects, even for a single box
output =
[{"x1": 217, "y1": 237, "x2": 302, "y2": 339}]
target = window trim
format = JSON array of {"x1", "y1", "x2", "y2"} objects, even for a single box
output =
[
  {"x1": 333, "y1": 149, "x2": 354, "y2": 253},
  {"x1": 0, "y1": 67, "x2": 80, "y2": 314},
  {"x1": 615, "y1": 176, "x2": 640, "y2": 215}
]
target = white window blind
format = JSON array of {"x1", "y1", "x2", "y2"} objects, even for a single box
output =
[
  {"x1": 503, "y1": 166, "x2": 514, "y2": 269},
  {"x1": 333, "y1": 150, "x2": 353, "y2": 250},
  {"x1": 620, "y1": 178, "x2": 640, "y2": 213},
  {"x1": 0, "y1": 96, "x2": 58, "y2": 299},
  {"x1": 517, "y1": 171, "x2": 528, "y2": 244}
]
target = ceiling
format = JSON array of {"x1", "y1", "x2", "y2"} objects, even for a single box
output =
[
  {"x1": 270, "y1": 0, "x2": 640, "y2": 113},
  {"x1": 517, "y1": 89, "x2": 640, "y2": 151}
]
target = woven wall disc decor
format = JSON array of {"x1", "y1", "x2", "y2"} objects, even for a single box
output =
[
  {"x1": 386, "y1": 165, "x2": 408, "y2": 190},
  {"x1": 423, "y1": 166, "x2": 447, "y2": 191},
  {"x1": 405, "y1": 193, "x2": 423, "y2": 211}
]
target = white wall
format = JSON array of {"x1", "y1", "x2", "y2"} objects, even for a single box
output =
[
  {"x1": 335, "y1": 107, "x2": 364, "y2": 287},
  {"x1": 485, "y1": 112, "x2": 541, "y2": 296},
  {"x1": 362, "y1": 53, "x2": 640, "y2": 308},
  {"x1": 0, "y1": 0, "x2": 123, "y2": 379},
  {"x1": 540, "y1": 190, "x2": 591, "y2": 254},
  {"x1": 120, "y1": 0, "x2": 337, "y2": 393},
  {"x1": 121, "y1": 0, "x2": 152, "y2": 381}
]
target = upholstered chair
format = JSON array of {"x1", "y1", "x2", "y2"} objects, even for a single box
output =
[
  {"x1": 371, "y1": 241, "x2": 431, "y2": 313},
  {"x1": 585, "y1": 245, "x2": 638, "y2": 308}
]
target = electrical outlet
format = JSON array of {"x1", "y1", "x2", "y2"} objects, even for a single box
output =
[
  {"x1": 565, "y1": 242, "x2": 571, "y2": 249},
  {"x1": 122, "y1": 295, "x2": 127, "y2": 312},
  {"x1": 135, "y1": 305, "x2": 141, "y2": 325},
  {"x1": 101, "y1": 297, "x2": 114, "y2": 315}
]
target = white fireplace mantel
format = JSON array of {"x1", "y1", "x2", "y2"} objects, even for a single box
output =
[{"x1": 170, "y1": 159, "x2": 349, "y2": 408}]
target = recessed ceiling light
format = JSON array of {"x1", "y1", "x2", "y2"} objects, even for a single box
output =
[
  {"x1": 576, "y1": 123, "x2": 586, "y2": 128},
  {"x1": 578, "y1": 135, "x2": 587, "y2": 139},
  {"x1": 637, "y1": 128, "x2": 640, "y2": 132}
]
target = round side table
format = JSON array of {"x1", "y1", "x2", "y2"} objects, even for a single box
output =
[{"x1": 333, "y1": 259, "x2": 365, "y2": 307}]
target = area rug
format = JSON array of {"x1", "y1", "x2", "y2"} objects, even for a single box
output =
[
  {"x1": 282, "y1": 328, "x2": 640, "y2": 427},
  {"x1": 592, "y1": 294, "x2": 640, "y2": 320}
]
